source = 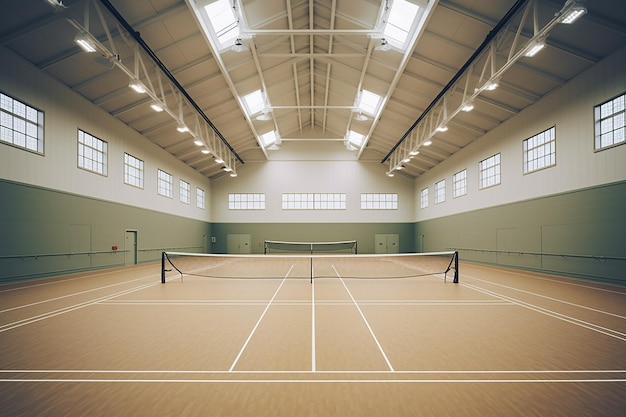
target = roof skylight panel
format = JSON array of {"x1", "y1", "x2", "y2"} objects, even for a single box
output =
[
  {"x1": 203, "y1": 0, "x2": 240, "y2": 48},
  {"x1": 383, "y1": 0, "x2": 421, "y2": 49}
]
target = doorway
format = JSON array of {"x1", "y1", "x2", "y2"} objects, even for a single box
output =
[
  {"x1": 374, "y1": 234, "x2": 399, "y2": 254},
  {"x1": 125, "y1": 230, "x2": 138, "y2": 265},
  {"x1": 227, "y1": 234, "x2": 251, "y2": 254}
]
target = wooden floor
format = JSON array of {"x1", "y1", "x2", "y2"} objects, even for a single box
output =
[{"x1": 1, "y1": 258, "x2": 625, "y2": 416}]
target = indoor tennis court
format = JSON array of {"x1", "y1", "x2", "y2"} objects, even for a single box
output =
[{"x1": 1, "y1": 255, "x2": 624, "y2": 417}]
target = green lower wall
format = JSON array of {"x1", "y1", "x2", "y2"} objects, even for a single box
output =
[
  {"x1": 209, "y1": 223, "x2": 415, "y2": 254},
  {"x1": 3, "y1": 178, "x2": 624, "y2": 282},
  {"x1": 416, "y1": 181, "x2": 626, "y2": 282},
  {"x1": 0, "y1": 179, "x2": 210, "y2": 281}
]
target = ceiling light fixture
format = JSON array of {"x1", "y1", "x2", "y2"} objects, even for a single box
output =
[
  {"x1": 524, "y1": 37, "x2": 547, "y2": 57},
  {"x1": 150, "y1": 101, "x2": 164, "y2": 112},
  {"x1": 436, "y1": 125, "x2": 448, "y2": 132},
  {"x1": 45, "y1": 0, "x2": 67, "y2": 11},
  {"x1": 354, "y1": 112, "x2": 368, "y2": 121},
  {"x1": 201, "y1": 149, "x2": 210, "y2": 154},
  {"x1": 387, "y1": 172, "x2": 395, "y2": 177},
  {"x1": 423, "y1": 140, "x2": 432, "y2": 146},
  {"x1": 232, "y1": 38, "x2": 247, "y2": 52},
  {"x1": 176, "y1": 120, "x2": 188, "y2": 133},
  {"x1": 409, "y1": 150, "x2": 419, "y2": 156},
  {"x1": 485, "y1": 79, "x2": 499, "y2": 91},
  {"x1": 230, "y1": 172, "x2": 238, "y2": 177},
  {"x1": 375, "y1": 38, "x2": 391, "y2": 52},
  {"x1": 558, "y1": 0, "x2": 587, "y2": 24},
  {"x1": 74, "y1": 32, "x2": 96, "y2": 53},
  {"x1": 194, "y1": 140, "x2": 203, "y2": 146},
  {"x1": 128, "y1": 79, "x2": 146, "y2": 93},
  {"x1": 214, "y1": 157, "x2": 224, "y2": 164},
  {"x1": 462, "y1": 103, "x2": 474, "y2": 112}
]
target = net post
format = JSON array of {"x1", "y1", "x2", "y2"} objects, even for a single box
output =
[
  {"x1": 161, "y1": 251, "x2": 166, "y2": 283},
  {"x1": 453, "y1": 251, "x2": 459, "y2": 283}
]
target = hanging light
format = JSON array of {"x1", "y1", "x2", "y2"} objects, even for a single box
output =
[
  {"x1": 128, "y1": 79, "x2": 146, "y2": 93},
  {"x1": 232, "y1": 38, "x2": 247, "y2": 52},
  {"x1": 74, "y1": 32, "x2": 96, "y2": 53},
  {"x1": 558, "y1": 0, "x2": 587, "y2": 24},
  {"x1": 375, "y1": 38, "x2": 391, "y2": 52}
]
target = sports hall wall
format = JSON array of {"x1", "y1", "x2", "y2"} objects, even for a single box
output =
[
  {"x1": 413, "y1": 46, "x2": 626, "y2": 282},
  {"x1": 209, "y1": 154, "x2": 417, "y2": 254},
  {"x1": 0, "y1": 47, "x2": 212, "y2": 280}
]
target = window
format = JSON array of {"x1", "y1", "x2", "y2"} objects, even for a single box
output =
[
  {"x1": 594, "y1": 92, "x2": 625, "y2": 150},
  {"x1": 383, "y1": 0, "x2": 421, "y2": 49},
  {"x1": 282, "y1": 193, "x2": 346, "y2": 210},
  {"x1": 202, "y1": 0, "x2": 239, "y2": 49},
  {"x1": 180, "y1": 180, "x2": 191, "y2": 204},
  {"x1": 229, "y1": 193, "x2": 265, "y2": 210},
  {"x1": 260, "y1": 130, "x2": 280, "y2": 148},
  {"x1": 420, "y1": 187, "x2": 428, "y2": 209},
  {"x1": 242, "y1": 90, "x2": 266, "y2": 116},
  {"x1": 357, "y1": 90, "x2": 383, "y2": 116},
  {"x1": 434, "y1": 180, "x2": 446, "y2": 204},
  {"x1": 124, "y1": 153, "x2": 144, "y2": 188},
  {"x1": 361, "y1": 193, "x2": 398, "y2": 210},
  {"x1": 479, "y1": 153, "x2": 501, "y2": 189},
  {"x1": 157, "y1": 169, "x2": 173, "y2": 198},
  {"x1": 78, "y1": 129, "x2": 107, "y2": 175},
  {"x1": 524, "y1": 127, "x2": 556, "y2": 173},
  {"x1": 452, "y1": 169, "x2": 467, "y2": 198},
  {"x1": 0, "y1": 92, "x2": 44, "y2": 154},
  {"x1": 196, "y1": 188, "x2": 205, "y2": 209},
  {"x1": 346, "y1": 130, "x2": 365, "y2": 149}
]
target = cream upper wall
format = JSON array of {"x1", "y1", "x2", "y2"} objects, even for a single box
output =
[
  {"x1": 414, "y1": 45, "x2": 626, "y2": 222},
  {"x1": 0, "y1": 47, "x2": 212, "y2": 222},
  {"x1": 211, "y1": 144, "x2": 415, "y2": 223}
]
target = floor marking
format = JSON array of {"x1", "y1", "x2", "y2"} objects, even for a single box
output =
[
  {"x1": 228, "y1": 266, "x2": 293, "y2": 372},
  {"x1": 311, "y1": 269, "x2": 316, "y2": 372},
  {"x1": 463, "y1": 273, "x2": 626, "y2": 319},
  {"x1": 0, "y1": 274, "x2": 157, "y2": 314},
  {"x1": 461, "y1": 282, "x2": 626, "y2": 341},
  {"x1": 332, "y1": 265, "x2": 395, "y2": 372},
  {"x1": 0, "y1": 278, "x2": 168, "y2": 333}
]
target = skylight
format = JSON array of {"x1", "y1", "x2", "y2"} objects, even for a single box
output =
[
  {"x1": 346, "y1": 130, "x2": 365, "y2": 148},
  {"x1": 358, "y1": 90, "x2": 383, "y2": 116},
  {"x1": 203, "y1": 0, "x2": 239, "y2": 49},
  {"x1": 260, "y1": 130, "x2": 280, "y2": 148},
  {"x1": 242, "y1": 90, "x2": 265, "y2": 116},
  {"x1": 383, "y1": 0, "x2": 421, "y2": 49}
]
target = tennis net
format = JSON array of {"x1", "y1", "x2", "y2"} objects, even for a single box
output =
[
  {"x1": 161, "y1": 251, "x2": 459, "y2": 283},
  {"x1": 264, "y1": 240, "x2": 358, "y2": 254}
]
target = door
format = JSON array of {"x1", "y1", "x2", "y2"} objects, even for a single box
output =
[
  {"x1": 374, "y1": 234, "x2": 399, "y2": 254},
  {"x1": 227, "y1": 234, "x2": 251, "y2": 254},
  {"x1": 125, "y1": 230, "x2": 137, "y2": 265}
]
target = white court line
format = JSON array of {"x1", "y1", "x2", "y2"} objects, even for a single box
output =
[
  {"x1": 465, "y1": 263, "x2": 626, "y2": 295},
  {"x1": 0, "y1": 263, "x2": 157, "y2": 292},
  {"x1": 463, "y1": 273, "x2": 626, "y2": 320},
  {"x1": 332, "y1": 265, "x2": 395, "y2": 372},
  {"x1": 0, "y1": 277, "x2": 171, "y2": 333},
  {"x1": 461, "y1": 281, "x2": 626, "y2": 341},
  {"x1": 0, "y1": 274, "x2": 157, "y2": 314},
  {"x1": 228, "y1": 266, "x2": 293, "y2": 372},
  {"x1": 311, "y1": 266, "x2": 316, "y2": 372}
]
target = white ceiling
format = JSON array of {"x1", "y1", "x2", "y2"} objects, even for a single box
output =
[{"x1": 2, "y1": 0, "x2": 625, "y2": 179}]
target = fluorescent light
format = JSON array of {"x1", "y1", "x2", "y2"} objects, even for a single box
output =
[
  {"x1": 230, "y1": 172, "x2": 238, "y2": 177},
  {"x1": 74, "y1": 33, "x2": 96, "y2": 53},
  {"x1": 150, "y1": 102, "x2": 164, "y2": 112},
  {"x1": 525, "y1": 39, "x2": 546, "y2": 57},
  {"x1": 176, "y1": 121, "x2": 188, "y2": 132},
  {"x1": 129, "y1": 79, "x2": 146, "y2": 93},
  {"x1": 485, "y1": 80, "x2": 499, "y2": 91},
  {"x1": 409, "y1": 150, "x2": 419, "y2": 156},
  {"x1": 387, "y1": 172, "x2": 395, "y2": 177},
  {"x1": 46, "y1": 0, "x2": 67, "y2": 11},
  {"x1": 423, "y1": 140, "x2": 432, "y2": 146},
  {"x1": 462, "y1": 103, "x2": 474, "y2": 112},
  {"x1": 559, "y1": 1, "x2": 587, "y2": 24},
  {"x1": 201, "y1": 149, "x2": 210, "y2": 154},
  {"x1": 194, "y1": 140, "x2": 203, "y2": 146},
  {"x1": 215, "y1": 157, "x2": 224, "y2": 163},
  {"x1": 436, "y1": 125, "x2": 448, "y2": 132}
]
